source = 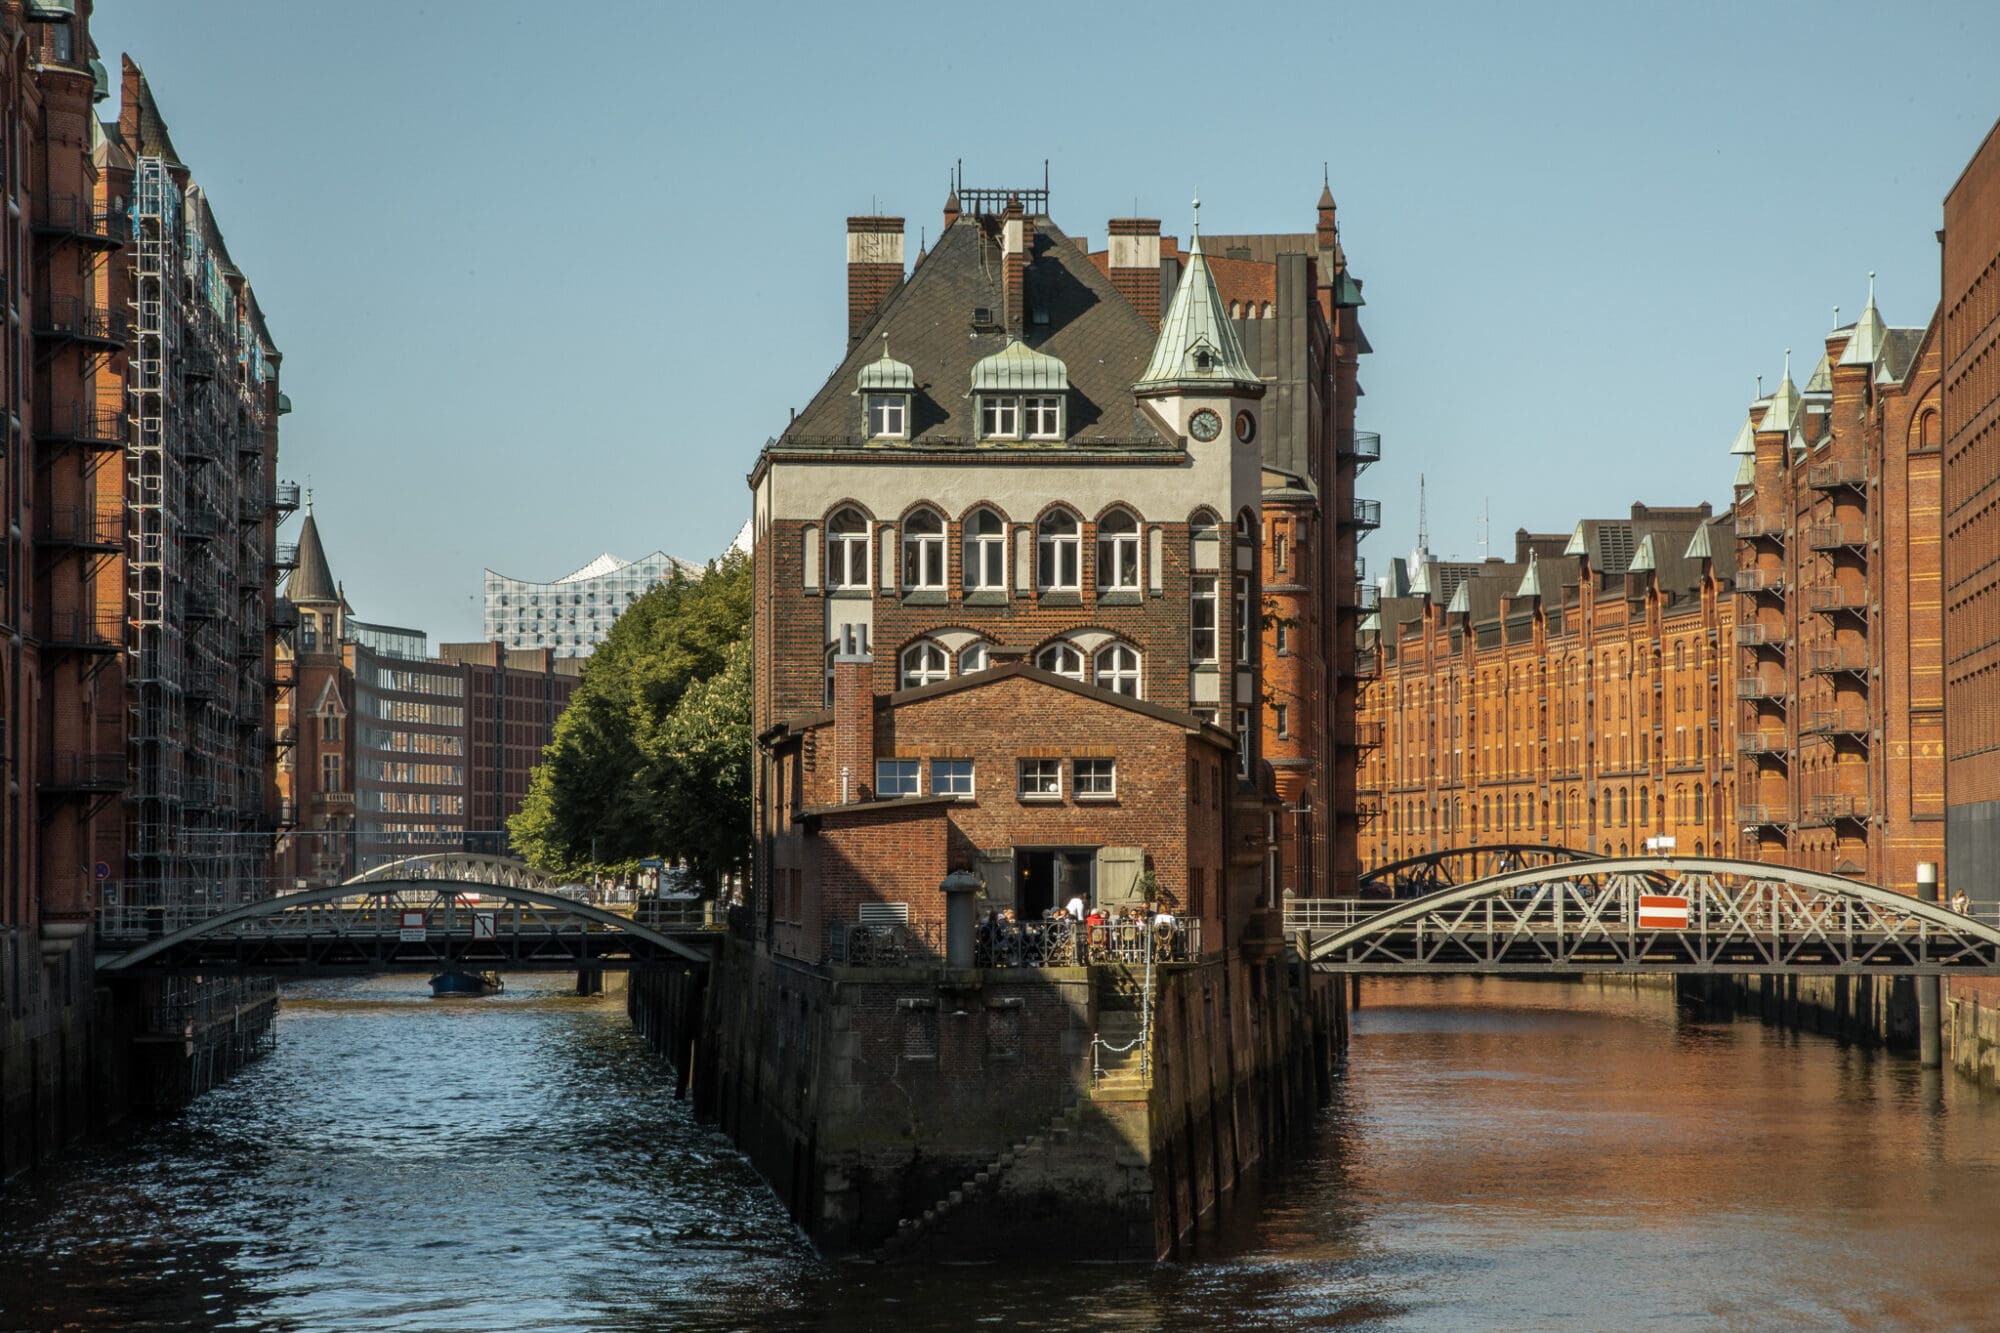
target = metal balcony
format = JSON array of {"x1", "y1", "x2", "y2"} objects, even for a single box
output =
[
  {"x1": 1802, "y1": 793, "x2": 1871, "y2": 824},
  {"x1": 1337, "y1": 430, "x2": 1382, "y2": 469},
  {"x1": 1801, "y1": 708, "x2": 1870, "y2": 738},
  {"x1": 32, "y1": 294, "x2": 128, "y2": 349},
  {"x1": 1734, "y1": 569, "x2": 1784, "y2": 595},
  {"x1": 1735, "y1": 624, "x2": 1786, "y2": 648},
  {"x1": 1736, "y1": 730, "x2": 1787, "y2": 755},
  {"x1": 1807, "y1": 461, "x2": 1867, "y2": 491},
  {"x1": 1339, "y1": 720, "x2": 1385, "y2": 750},
  {"x1": 274, "y1": 542, "x2": 299, "y2": 570},
  {"x1": 36, "y1": 505, "x2": 122, "y2": 551},
  {"x1": 1810, "y1": 645, "x2": 1869, "y2": 675},
  {"x1": 1735, "y1": 515, "x2": 1786, "y2": 541},
  {"x1": 35, "y1": 402, "x2": 125, "y2": 452},
  {"x1": 1355, "y1": 582, "x2": 1382, "y2": 610},
  {"x1": 1806, "y1": 522, "x2": 1868, "y2": 551},
  {"x1": 1346, "y1": 498, "x2": 1382, "y2": 530},
  {"x1": 274, "y1": 482, "x2": 301, "y2": 514},
  {"x1": 1735, "y1": 803, "x2": 1789, "y2": 826},
  {"x1": 38, "y1": 609, "x2": 123, "y2": 653},
  {"x1": 1735, "y1": 678, "x2": 1786, "y2": 701},
  {"x1": 30, "y1": 192, "x2": 130, "y2": 248},
  {"x1": 38, "y1": 752, "x2": 127, "y2": 796},
  {"x1": 182, "y1": 508, "x2": 222, "y2": 543},
  {"x1": 183, "y1": 591, "x2": 217, "y2": 622},
  {"x1": 1806, "y1": 584, "x2": 1868, "y2": 615}
]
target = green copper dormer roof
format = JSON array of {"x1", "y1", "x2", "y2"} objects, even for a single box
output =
[
  {"x1": 970, "y1": 338, "x2": 1069, "y2": 393},
  {"x1": 1563, "y1": 523, "x2": 1588, "y2": 558},
  {"x1": 1838, "y1": 274, "x2": 1885, "y2": 367},
  {"x1": 1333, "y1": 271, "x2": 1366, "y2": 308},
  {"x1": 1730, "y1": 416, "x2": 1757, "y2": 456},
  {"x1": 1759, "y1": 355, "x2": 1801, "y2": 433},
  {"x1": 1684, "y1": 523, "x2": 1713, "y2": 561},
  {"x1": 856, "y1": 337, "x2": 915, "y2": 393},
  {"x1": 1514, "y1": 551, "x2": 1542, "y2": 600},
  {"x1": 1628, "y1": 533, "x2": 1657, "y2": 575},
  {"x1": 1735, "y1": 453, "x2": 1756, "y2": 488},
  {"x1": 1409, "y1": 559, "x2": 1433, "y2": 599},
  {"x1": 1445, "y1": 581, "x2": 1470, "y2": 616},
  {"x1": 1135, "y1": 201, "x2": 1262, "y2": 396}
]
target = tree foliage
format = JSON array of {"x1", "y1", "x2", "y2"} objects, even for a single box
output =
[{"x1": 509, "y1": 551, "x2": 752, "y2": 887}]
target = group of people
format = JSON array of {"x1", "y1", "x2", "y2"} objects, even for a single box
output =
[{"x1": 977, "y1": 897, "x2": 1186, "y2": 965}]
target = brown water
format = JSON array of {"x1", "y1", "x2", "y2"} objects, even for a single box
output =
[{"x1": 3, "y1": 973, "x2": 1998, "y2": 1331}]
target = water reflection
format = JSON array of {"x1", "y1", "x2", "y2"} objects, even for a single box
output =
[{"x1": 2, "y1": 974, "x2": 1998, "y2": 1330}]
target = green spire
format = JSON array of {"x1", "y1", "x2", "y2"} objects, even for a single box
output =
[{"x1": 1134, "y1": 195, "x2": 1261, "y2": 395}]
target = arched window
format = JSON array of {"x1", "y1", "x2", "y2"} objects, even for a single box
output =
[
  {"x1": 963, "y1": 507, "x2": 1007, "y2": 591},
  {"x1": 1095, "y1": 643, "x2": 1141, "y2": 696},
  {"x1": 1036, "y1": 642, "x2": 1085, "y2": 680},
  {"x1": 901, "y1": 508, "x2": 945, "y2": 590},
  {"x1": 826, "y1": 507, "x2": 868, "y2": 589},
  {"x1": 900, "y1": 640, "x2": 949, "y2": 689},
  {"x1": 1618, "y1": 787, "x2": 1629, "y2": 825},
  {"x1": 1639, "y1": 785, "x2": 1650, "y2": 828},
  {"x1": 958, "y1": 642, "x2": 990, "y2": 675},
  {"x1": 1097, "y1": 510, "x2": 1140, "y2": 592},
  {"x1": 1037, "y1": 510, "x2": 1080, "y2": 592},
  {"x1": 1694, "y1": 784, "x2": 1706, "y2": 822}
]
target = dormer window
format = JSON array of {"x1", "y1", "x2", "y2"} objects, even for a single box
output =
[
  {"x1": 980, "y1": 395, "x2": 1021, "y2": 440},
  {"x1": 1024, "y1": 395, "x2": 1063, "y2": 440},
  {"x1": 866, "y1": 394, "x2": 908, "y2": 439}
]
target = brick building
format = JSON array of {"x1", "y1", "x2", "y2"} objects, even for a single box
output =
[
  {"x1": 727, "y1": 178, "x2": 1359, "y2": 1255},
  {"x1": 1359, "y1": 505, "x2": 1740, "y2": 869},
  {"x1": 1943, "y1": 118, "x2": 2000, "y2": 913},
  {"x1": 275, "y1": 510, "x2": 579, "y2": 885},
  {"x1": 1729, "y1": 283, "x2": 1943, "y2": 889}
]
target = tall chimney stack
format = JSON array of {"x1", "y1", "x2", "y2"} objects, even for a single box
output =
[
  {"x1": 1002, "y1": 195, "x2": 1028, "y2": 332},
  {"x1": 1107, "y1": 217, "x2": 1163, "y2": 327},
  {"x1": 847, "y1": 216, "x2": 905, "y2": 344}
]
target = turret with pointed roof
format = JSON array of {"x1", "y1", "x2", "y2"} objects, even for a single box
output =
[
  {"x1": 1135, "y1": 200, "x2": 1264, "y2": 397},
  {"x1": 289, "y1": 510, "x2": 339, "y2": 605}
]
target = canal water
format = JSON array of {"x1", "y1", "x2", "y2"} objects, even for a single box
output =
[{"x1": 4, "y1": 973, "x2": 2000, "y2": 1331}]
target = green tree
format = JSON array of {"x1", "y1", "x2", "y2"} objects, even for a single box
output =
[
  {"x1": 638, "y1": 634, "x2": 752, "y2": 892},
  {"x1": 510, "y1": 550, "x2": 752, "y2": 881}
]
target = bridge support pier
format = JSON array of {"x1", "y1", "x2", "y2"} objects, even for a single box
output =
[
  {"x1": 1918, "y1": 975, "x2": 1942, "y2": 1068},
  {"x1": 576, "y1": 967, "x2": 605, "y2": 997}
]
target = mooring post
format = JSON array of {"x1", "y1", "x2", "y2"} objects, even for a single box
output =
[{"x1": 1917, "y1": 863, "x2": 1943, "y2": 1067}]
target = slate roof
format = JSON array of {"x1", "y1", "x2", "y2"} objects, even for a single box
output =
[
  {"x1": 779, "y1": 217, "x2": 1165, "y2": 448},
  {"x1": 288, "y1": 513, "x2": 338, "y2": 604},
  {"x1": 1875, "y1": 327, "x2": 1927, "y2": 385}
]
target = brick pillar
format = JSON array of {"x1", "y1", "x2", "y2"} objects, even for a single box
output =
[
  {"x1": 847, "y1": 216, "x2": 904, "y2": 344},
  {"x1": 1107, "y1": 218, "x2": 1162, "y2": 326},
  {"x1": 830, "y1": 627, "x2": 875, "y2": 802},
  {"x1": 1002, "y1": 195, "x2": 1027, "y2": 332},
  {"x1": 943, "y1": 188, "x2": 961, "y2": 230}
]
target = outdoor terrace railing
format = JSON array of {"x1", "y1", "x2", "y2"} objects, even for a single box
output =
[
  {"x1": 1734, "y1": 515, "x2": 1785, "y2": 540},
  {"x1": 1806, "y1": 521, "x2": 1868, "y2": 551},
  {"x1": 1346, "y1": 498, "x2": 1382, "y2": 529},
  {"x1": 1810, "y1": 645, "x2": 1869, "y2": 674},
  {"x1": 826, "y1": 916, "x2": 1203, "y2": 968},
  {"x1": 1338, "y1": 430, "x2": 1382, "y2": 466},
  {"x1": 1807, "y1": 461, "x2": 1867, "y2": 490},
  {"x1": 1806, "y1": 584, "x2": 1869, "y2": 613}
]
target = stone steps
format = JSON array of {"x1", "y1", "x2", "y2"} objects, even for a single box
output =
[{"x1": 872, "y1": 1100, "x2": 1089, "y2": 1263}]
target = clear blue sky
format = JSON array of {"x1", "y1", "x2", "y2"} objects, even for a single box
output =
[{"x1": 92, "y1": 1, "x2": 2000, "y2": 640}]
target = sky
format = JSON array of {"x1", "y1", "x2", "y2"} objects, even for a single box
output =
[{"x1": 91, "y1": 0, "x2": 2000, "y2": 641}]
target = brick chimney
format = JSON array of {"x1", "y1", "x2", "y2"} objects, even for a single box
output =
[
  {"x1": 847, "y1": 216, "x2": 905, "y2": 345},
  {"x1": 830, "y1": 624, "x2": 876, "y2": 803},
  {"x1": 1107, "y1": 217, "x2": 1162, "y2": 326},
  {"x1": 1002, "y1": 195, "x2": 1028, "y2": 332}
]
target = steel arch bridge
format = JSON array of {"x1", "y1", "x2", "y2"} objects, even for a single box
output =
[
  {"x1": 96, "y1": 854, "x2": 712, "y2": 976},
  {"x1": 1358, "y1": 843, "x2": 1599, "y2": 897},
  {"x1": 1288, "y1": 857, "x2": 2000, "y2": 976}
]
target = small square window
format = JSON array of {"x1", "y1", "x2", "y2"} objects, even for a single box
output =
[
  {"x1": 1074, "y1": 758, "x2": 1116, "y2": 799},
  {"x1": 1275, "y1": 704, "x2": 1290, "y2": 739},
  {"x1": 1017, "y1": 758, "x2": 1062, "y2": 800},
  {"x1": 931, "y1": 758, "x2": 975, "y2": 797},
  {"x1": 981, "y1": 396, "x2": 1021, "y2": 439},
  {"x1": 867, "y1": 394, "x2": 908, "y2": 439},
  {"x1": 1024, "y1": 395, "x2": 1062, "y2": 440},
  {"x1": 875, "y1": 759, "x2": 920, "y2": 797}
]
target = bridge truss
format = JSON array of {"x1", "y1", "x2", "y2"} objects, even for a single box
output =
[
  {"x1": 1290, "y1": 857, "x2": 2000, "y2": 976},
  {"x1": 97, "y1": 854, "x2": 711, "y2": 975},
  {"x1": 1358, "y1": 843, "x2": 1598, "y2": 897}
]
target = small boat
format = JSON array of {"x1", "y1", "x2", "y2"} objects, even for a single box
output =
[{"x1": 429, "y1": 970, "x2": 503, "y2": 997}]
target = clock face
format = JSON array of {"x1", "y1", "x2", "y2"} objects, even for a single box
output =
[
  {"x1": 1235, "y1": 410, "x2": 1257, "y2": 444},
  {"x1": 1189, "y1": 409, "x2": 1222, "y2": 442}
]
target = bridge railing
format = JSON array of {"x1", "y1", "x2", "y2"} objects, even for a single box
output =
[{"x1": 826, "y1": 917, "x2": 1202, "y2": 969}]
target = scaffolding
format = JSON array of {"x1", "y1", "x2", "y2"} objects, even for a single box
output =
[{"x1": 125, "y1": 157, "x2": 282, "y2": 914}]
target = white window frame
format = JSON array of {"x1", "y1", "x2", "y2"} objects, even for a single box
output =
[
  {"x1": 964, "y1": 508, "x2": 1008, "y2": 590},
  {"x1": 1234, "y1": 574, "x2": 1252, "y2": 663},
  {"x1": 930, "y1": 758, "x2": 975, "y2": 798},
  {"x1": 958, "y1": 642, "x2": 990, "y2": 674},
  {"x1": 875, "y1": 759, "x2": 921, "y2": 797},
  {"x1": 1094, "y1": 643, "x2": 1142, "y2": 698},
  {"x1": 1037, "y1": 642, "x2": 1085, "y2": 680},
  {"x1": 1234, "y1": 707, "x2": 1252, "y2": 778},
  {"x1": 1037, "y1": 510, "x2": 1080, "y2": 592},
  {"x1": 1191, "y1": 575, "x2": 1218, "y2": 663},
  {"x1": 900, "y1": 640, "x2": 950, "y2": 689},
  {"x1": 1024, "y1": 394, "x2": 1063, "y2": 440},
  {"x1": 980, "y1": 395, "x2": 1021, "y2": 440},
  {"x1": 1017, "y1": 758, "x2": 1063, "y2": 801},
  {"x1": 1074, "y1": 758, "x2": 1117, "y2": 800},
  {"x1": 1275, "y1": 703, "x2": 1290, "y2": 739},
  {"x1": 826, "y1": 508, "x2": 869, "y2": 590},
  {"x1": 866, "y1": 393, "x2": 909, "y2": 439},
  {"x1": 1096, "y1": 510, "x2": 1141, "y2": 592},
  {"x1": 900, "y1": 509, "x2": 946, "y2": 590}
]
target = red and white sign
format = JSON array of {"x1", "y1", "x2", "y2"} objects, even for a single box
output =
[
  {"x1": 399, "y1": 910, "x2": 427, "y2": 943},
  {"x1": 1638, "y1": 895, "x2": 1690, "y2": 931}
]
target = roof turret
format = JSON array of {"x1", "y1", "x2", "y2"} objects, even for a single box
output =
[
  {"x1": 1445, "y1": 581, "x2": 1470, "y2": 616},
  {"x1": 856, "y1": 336, "x2": 916, "y2": 393},
  {"x1": 1627, "y1": 533, "x2": 1657, "y2": 575},
  {"x1": 289, "y1": 511, "x2": 339, "y2": 604},
  {"x1": 1514, "y1": 550, "x2": 1542, "y2": 600},
  {"x1": 1409, "y1": 559, "x2": 1433, "y2": 599},
  {"x1": 1684, "y1": 523, "x2": 1713, "y2": 561},
  {"x1": 1838, "y1": 272, "x2": 1886, "y2": 367},
  {"x1": 970, "y1": 338, "x2": 1068, "y2": 392},
  {"x1": 1759, "y1": 351, "x2": 1801, "y2": 433},
  {"x1": 1134, "y1": 197, "x2": 1262, "y2": 395}
]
